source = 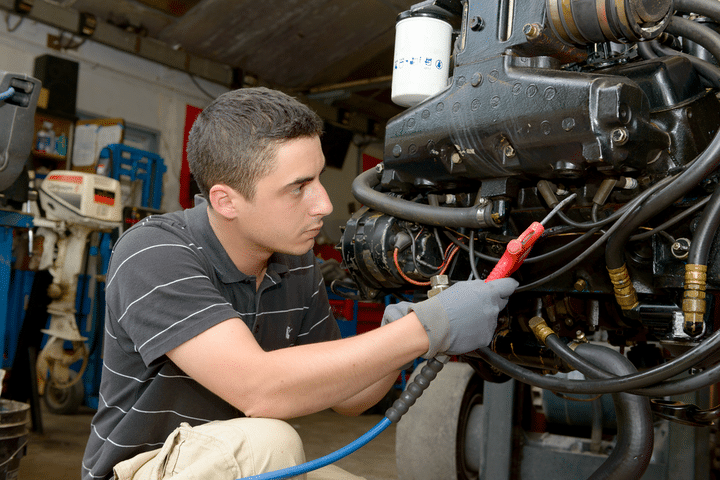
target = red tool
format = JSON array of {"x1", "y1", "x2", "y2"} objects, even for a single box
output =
[{"x1": 485, "y1": 194, "x2": 577, "y2": 282}]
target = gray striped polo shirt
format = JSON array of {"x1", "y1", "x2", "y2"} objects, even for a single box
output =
[{"x1": 81, "y1": 198, "x2": 340, "y2": 480}]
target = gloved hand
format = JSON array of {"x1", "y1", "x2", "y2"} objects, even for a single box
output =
[{"x1": 382, "y1": 278, "x2": 518, "y2": 358}]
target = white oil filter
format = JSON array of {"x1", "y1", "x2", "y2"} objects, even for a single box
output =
[{"x1": 391, "y1": 12, "x2": 452, "y2": 107}]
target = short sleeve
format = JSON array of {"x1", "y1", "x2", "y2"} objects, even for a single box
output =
[{"x1": 104, "y1": 223, "x2": 240, "y2": 366}]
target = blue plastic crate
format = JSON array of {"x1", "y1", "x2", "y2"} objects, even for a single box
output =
[{"x1": 100, "y1": 144, "x2": 166, "y2": 210}]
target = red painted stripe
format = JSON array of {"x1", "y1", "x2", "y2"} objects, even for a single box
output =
[
  {"x1": 48, "y1": 174, "x2": 84, "y2": 184},
  {"x1": 94, "y1": 194, "x2": 115, "y2": 206}
]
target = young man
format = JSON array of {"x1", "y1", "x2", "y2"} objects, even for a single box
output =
[{"x1": 82, "y1": 87, "x2": 517, "y2": 480}]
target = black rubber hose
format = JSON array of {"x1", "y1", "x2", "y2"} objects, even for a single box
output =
[
  {"x1": 638, "y1": 359, "x2": 720, "y2": 396},
  {"x1": 475, "y1": 342, "x2": 720, "y2": 397},
  {"x1": 574, "y1": 344, "x2": 653, "y2": 480},
  {"x1": 651, "y1": 41, "x2": 720, "y2": 89},
  {"x1": 688, "y1": 186, "x2": 720, "y2": 264},
  {"x1": 543, "y1": 333, "x2": 720, "y2": 396},
  {"x1": 472, "y1": 322, "x2": 720, "y2": 394},
  {"x1": 675, "y1": 0, "x2": 720, "y2": 23},
  {"x1": 545, "y1": 335, "x2": 613, "y2": 379},
  {"x1": 351, "y1": 168, "x2": 491, "y2": 228},
  {"x1": 605, "y1": 19, "x2": 720, "y2": 269},
  {"x1": 636, "y1": 40, "x2": 659, "y2": 59}
]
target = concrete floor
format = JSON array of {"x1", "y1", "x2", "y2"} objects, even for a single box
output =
[{"x1": 16, "y1": 405, "x2": 399, "y2": 480}]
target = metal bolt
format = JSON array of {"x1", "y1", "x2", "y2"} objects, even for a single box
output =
[
  {"x1": 470, "y1": 16, "x2": 485, "y2": 31},
  {"x1": 392, "y1": 144, "x2": 402, "y2": 157},
  {"x1": 471, "y1": 72, "x2": 483, "y2": 87},
  {"x1": 451, "y1": 152, "x2": 462, "y2": 164},
  {"x1": 612, "y1": 127, "x2": 629, "y2": 145},
  {"x1": 672, "y1": 238, "x2": 691, "y2": 259},
  {"x1": 574, "y1": 279, "x2": 587, "y2": 292},
  {"x1": 503, "y1": 145, "x2": 516, "y2": 158},
  {"x1": 428, "y1": 275, "x2": 450, "y2": 298},
  {"x1": 523, "y1": 23, "x2": 542, "y2": 40}
]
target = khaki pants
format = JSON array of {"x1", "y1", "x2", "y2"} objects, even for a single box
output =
[{"x1": 112, "y1": 418, "x2": 366, "y2": 480}]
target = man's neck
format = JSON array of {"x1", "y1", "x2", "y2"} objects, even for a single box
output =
[{"x1": 207, "y1": 206, "x2": 269, "y2": 286}]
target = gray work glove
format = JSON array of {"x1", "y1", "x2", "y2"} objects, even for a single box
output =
[{"x1": 382, "y1": 278, "x2": 518, "y2": 359}]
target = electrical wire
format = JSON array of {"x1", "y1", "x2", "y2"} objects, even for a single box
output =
[
  {"x1": 629, "y1": 195, "x2": 710, "y2": 242},
  {"x1": 188, "y1": 73, "x2": 217, "y2": 100},
  {"x1": 393, "y1": 245, "x2": 460, "y2": 286},
  {"x1": 468, "y1": 231, "x2": 481, "y2": 280}
]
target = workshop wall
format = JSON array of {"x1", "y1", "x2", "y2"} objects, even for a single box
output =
[
  {"x1": 0, "y1": 17, "x2": 383, "y2": 225},
  {"x1": 0, "y1": 17, "x2": 228, "y2": 213}
]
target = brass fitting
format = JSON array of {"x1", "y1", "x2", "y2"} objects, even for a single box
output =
[
  {"x1": 528, "y1": 316, "x2": 555, "y2": 345},
  {"x1": 607, "y1": 264, "x2": 639, "y2": 311},
  {"x1": 683, "y1": 264, "x2": 707, "y2": 336}
]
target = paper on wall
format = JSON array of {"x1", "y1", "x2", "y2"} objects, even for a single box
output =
[{"x1": 71, "y1": 123, "x2": 124, "y2": 168}]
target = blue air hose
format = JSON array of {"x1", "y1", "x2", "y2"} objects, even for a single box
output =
[
  {"x1": 0, "y1": 87, "x2": 15, "y2": 102},
  {"x1": 242, "y1": 357, "x2": 446, "y2": 480}
]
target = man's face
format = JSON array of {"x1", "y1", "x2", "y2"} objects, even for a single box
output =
[{"x1": 233, "y1": 135, "x2": 333, "y2": 256}]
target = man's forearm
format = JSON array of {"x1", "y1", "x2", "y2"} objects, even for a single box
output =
[
  {"x1": 168, "y1": 312, "x2": 429, "y2": 420},
  {"x1": 332, "y1": 370, "x2": 400, "y2": 416},
  {"x1": 245, "y1": 313, "x2": 427, "y2": 418}
]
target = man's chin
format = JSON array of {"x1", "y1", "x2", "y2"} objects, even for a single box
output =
[{"x1": 278, "y1": 239, "x2": 316, "y2": 257}]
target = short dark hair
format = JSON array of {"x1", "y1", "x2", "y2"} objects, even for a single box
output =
[{"x1": 187, "y1": 87, "x2": 324, "y2": 203}]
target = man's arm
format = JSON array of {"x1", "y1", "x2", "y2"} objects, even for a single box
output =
[
  {"x1": 167, "y1": 311, "x2": 428, "y2": 419},
  {"x1": 331, "y1": 370, "x2": 400, "y2": 417}
]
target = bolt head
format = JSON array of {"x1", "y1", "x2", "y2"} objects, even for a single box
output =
[{"x1": 470, "y1": 16, "x2": 485, "y2": 31}]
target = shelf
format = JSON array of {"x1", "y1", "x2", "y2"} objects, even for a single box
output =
[{"x1": 31, "y1": 149, "x2": 67, "y2": 162}]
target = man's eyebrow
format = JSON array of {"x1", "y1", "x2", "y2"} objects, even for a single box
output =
[{"x1": 285, "y1": 165, "x2": 327, "y2": 188}]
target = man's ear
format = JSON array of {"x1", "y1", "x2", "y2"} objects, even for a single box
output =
[{"x1": 208, "y1": 185, "x2": 239, "y2": 219}]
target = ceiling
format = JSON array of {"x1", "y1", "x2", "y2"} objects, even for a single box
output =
[{"x1": 62, "y1": 0, "x2": 418, "y2": 133}]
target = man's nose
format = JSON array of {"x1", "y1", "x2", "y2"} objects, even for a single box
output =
[{"x1": 311, "y1": 183, "x2": 333, "y2": 217}]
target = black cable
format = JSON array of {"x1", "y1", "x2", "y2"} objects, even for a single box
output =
[
  {"x1": 329, "y1": 279, "x2": 365, "y2": 301},
  {"x1": 557, "y1": 211, "x2": 590, "y2": 229},
  {"x1": 553, "y1": 173, "x2": 679, "y2": 231},
  {"x1": 188, "y1": 73, "x2": 217, "y2": 101},
  {"x1": 405, "y1": 226, "x2": 441, "y2": 277},
  {"x1": 517, "y1": 201, "x2": 642, "y2": 292},
  {"x1": 468, "y1": 231, "x2": 481, "y2": 280},
  {"x1": 629, "y1": 196, "x2": 710, "y2": 242},
  {"x1": 443, "y1": 230, "x2": 499, "y2": 263},
  {"x1": 523, "y1": 228, "x2": 600, "y2": 264},
  {"x1": 688, "y1": 187, "x2": 720, "y2": 264},
  {"x1": 433, "y1": 228, "x2": 445, "y2": 261}
]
